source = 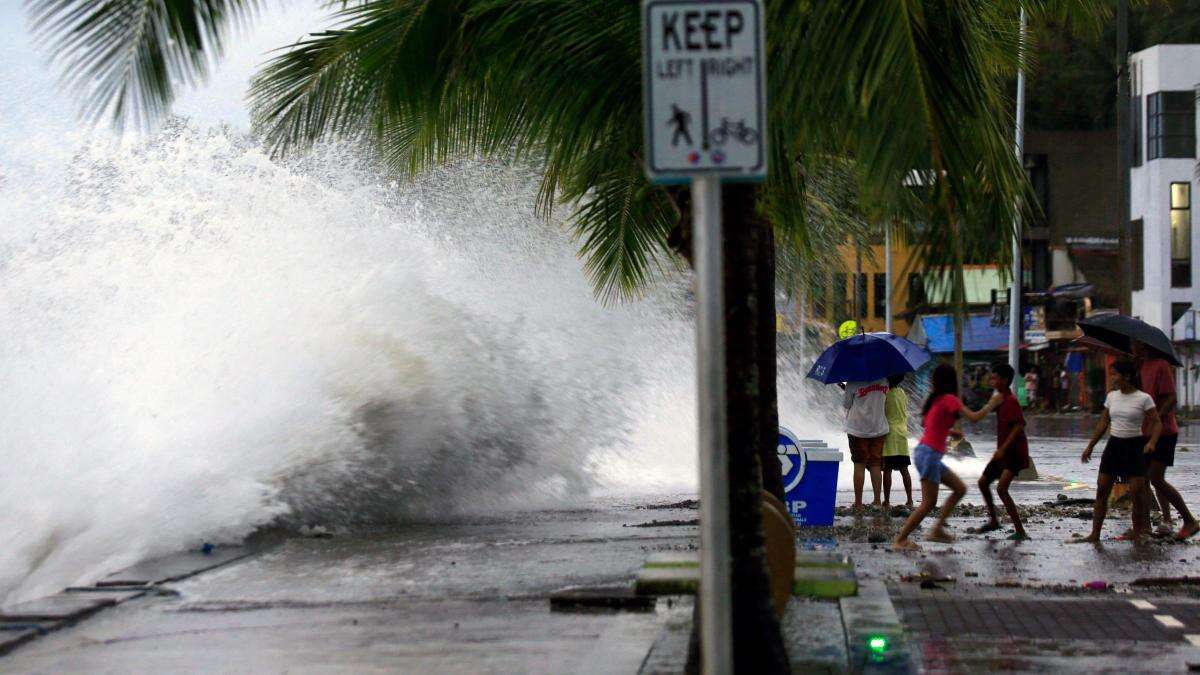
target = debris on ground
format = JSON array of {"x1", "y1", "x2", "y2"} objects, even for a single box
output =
[
  {"x1": 1131, "y1": 576, "x2": 1200, "y2": 587},
  {"x1": 637, "y1": 500, "x2": 699, "y2": 510},
  {"x1": 1045, "y1": 498, "x2": 1093, "y2": 507},
  {"x1": 901, "y1": 573, "x2": 955, "y2": 584}
]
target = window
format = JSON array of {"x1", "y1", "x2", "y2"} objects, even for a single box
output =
[
  {"x1": 855, "y1": 273, "x2": 868, "y2": 319},
  {"x1": 907, "y1": 273, "x2": 925, "y2": 309},
  {"x1": 1172, "y1": 303, "x2": 1192, "y2": 326},
  {"x1": 1024, "y1": 154, "x2": 1049, "y2": 226},
  {"x1": 1171, "y1": 183, "x2": 1191, "y2": 287},
  {"x1": 833, "y1": 273, "x2": 848, "y2": 322},
  {"x1": 1132, "y1": 218, "x2": 1144, "y2": 291},
  {"x1": 873, "y1": 273, "x2": 887, "y2": 319},
  {"x1": 1148, "y1": 92, "x2": 1196, "y2": 160}
]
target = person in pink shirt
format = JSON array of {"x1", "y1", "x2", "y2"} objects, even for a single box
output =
[{"x1": 894, "y1": 363, "x2": 997, "y2": 551}]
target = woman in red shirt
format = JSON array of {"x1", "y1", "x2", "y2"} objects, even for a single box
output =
[{"x1": 894, "y1": 363, "x2": 997, "y2": 551}]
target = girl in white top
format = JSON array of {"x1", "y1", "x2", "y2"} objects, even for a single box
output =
[{"x1": 1075, "y1": 359, "x2": 1162, "y2": 543}]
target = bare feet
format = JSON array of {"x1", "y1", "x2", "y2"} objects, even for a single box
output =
[
  {"x1": 969, "y1": 521, "x2": 1002, "y2": 534},
  {"x1": 927, "y1": 528, "x2": 955, "y2": 544},
  {"x1": 892, "y1": 539, "x2": 921, "y2": 552},
  {"x1": 1176, "y1": 521, "x2": 1200, "y2": 541}
]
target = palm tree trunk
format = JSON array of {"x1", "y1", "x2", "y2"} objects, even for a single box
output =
[
  {"x1": 757, "y1": 218, "x2": 785, "y2": 503},
  {"x1": 686, "y1": 183, "x2": 788, "y2": 674}
]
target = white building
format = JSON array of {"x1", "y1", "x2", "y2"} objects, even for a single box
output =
[{"x1": 1129, "y1": 44, "x2": 1199, "y2": 337}]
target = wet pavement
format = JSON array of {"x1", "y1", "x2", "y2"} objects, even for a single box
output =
[
  {"x1": 817, "y1": 415, "x2": 1200, "y2": 672},
  {"x1": 1, "y1": 503, "x2": 697, "y2": 673},
  {"x1": 7, "y1": 416, "x2": 1200, "y2": 672}
]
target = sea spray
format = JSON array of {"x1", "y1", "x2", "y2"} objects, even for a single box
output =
[{"x1": 0, "y1": 121, "x2": 701, "y2": 604}]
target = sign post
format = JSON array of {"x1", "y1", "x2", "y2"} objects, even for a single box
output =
[{"x1": 643, "y1": 2, "x2": 766, "y2": 673}]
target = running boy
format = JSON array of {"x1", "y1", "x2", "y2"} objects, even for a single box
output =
[
  {"x1": 882, "y1": 373, "x2": 914, "y2": 509},
  {"x1": 973, "y1": 363, "x2": 1030, "y2": 540}
]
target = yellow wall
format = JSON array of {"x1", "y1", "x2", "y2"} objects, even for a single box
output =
[
  {"x1": 783, "y1": 237, "x2": 1009, "y2": 338},
  {"x1": 790, "y1": 240, "x2": 920, "y2": 337}
]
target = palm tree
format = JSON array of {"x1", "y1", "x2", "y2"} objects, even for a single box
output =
[{"x1": 28, "y1": 1, "x2": 1096, "y2": 670}]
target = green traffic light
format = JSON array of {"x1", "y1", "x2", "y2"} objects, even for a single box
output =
[{"x1": 868, "y1": 635, "x2": 889, "y2": 654}]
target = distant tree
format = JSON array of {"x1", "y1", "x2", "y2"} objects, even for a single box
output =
[{"x1": 1026, "y1": 0, "x2": 1200, "y2": 130}]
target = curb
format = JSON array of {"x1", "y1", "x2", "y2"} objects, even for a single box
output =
[
  {"x1": 0, "y1": 547, "x2": 255, "y2": 658},
  {"x1": 841, "y1": 579, "x2": 916, "y2": 673}
]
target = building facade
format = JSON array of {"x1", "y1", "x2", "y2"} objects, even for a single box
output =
[{"x1": 1129, "y1": 44, "x2": 1200, "y2": 335}]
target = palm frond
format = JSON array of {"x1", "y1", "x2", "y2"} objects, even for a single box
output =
[
  {"x1": 27, "y1": 0, "x2": 260, "y2": 129},
  {"x1": 570, "y1": 162, "x2": 678, "y2": 303}
]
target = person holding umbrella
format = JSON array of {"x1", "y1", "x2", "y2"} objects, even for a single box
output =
[
  {"x1": 807, "y1": 332, "x2": 932, "y2": 514},
  {"x1": 1076, "y1": 313, "x2": 1199, "y2": 540},
  {"x1": 843, "y1": 377, "x2": 890, "y2": 512},
  {"x1": 1133, "y1": 340, "x2": 1199, "y2": 540},
  {"x1": 1076, "y1": 359, "x2": 1161, "y2": 543}
]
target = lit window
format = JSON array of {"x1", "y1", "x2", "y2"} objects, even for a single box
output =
[{"x1": 1171, "y1": 182, "x2": 1191, "y2": 288}]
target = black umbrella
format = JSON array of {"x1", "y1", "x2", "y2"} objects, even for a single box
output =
[{"x1": 1077, "y1": 313, "x2": 1183, "y2": 367}]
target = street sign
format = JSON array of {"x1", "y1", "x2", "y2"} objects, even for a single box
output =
[{"x1": 642, "y1": 0, "x2": 767, "y2": 183}]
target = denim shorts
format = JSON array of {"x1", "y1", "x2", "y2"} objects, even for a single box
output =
[{"x1": 913, "y1": 444, "x2": 945, "y2": 483}]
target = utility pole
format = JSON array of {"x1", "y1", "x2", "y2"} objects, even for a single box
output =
[
  {"x1": 1008, "y1": 7, "x2": 1026, "y2": 371},
  {"x1": 885, "y1": 225, "x2": 894, "y2": 334},
  {"x1": 1116, "y1": 0, "x2": 1132, "y2": 315},
  {"x1": 854, "y1": 245, "x2": 862, "y2": 323}
]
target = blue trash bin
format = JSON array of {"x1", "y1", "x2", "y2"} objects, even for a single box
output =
[{"x1": 778, "y1": 426, "x2": 843, "y2": 526}]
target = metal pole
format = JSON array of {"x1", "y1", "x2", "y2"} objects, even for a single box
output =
[
  {"x1": 885, "y1": 225, "x2": 894, "y2": 333},
  {"x1": 1008, "y1": 6, "x2": 1026, "y2": 371},
  {"x1": 692, "y1": 174, "x2": 731, "y2": 675},
  {"x1": 1116, "y1": 0, "x2": 1132, "y2": 315}
]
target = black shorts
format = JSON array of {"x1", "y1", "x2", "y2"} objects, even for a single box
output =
[
  {"x1": 1099, "y1": 436, "x2": 1148, "y2": 479},
  {"x1": 883, "y1": 455, "x2": 911, "y2": 470},
  {"x1": 1148, "y1": 434, "x2": 1177, "y2": 467},
  {"x1": 982, "y1": 453, "x2": 1030, "y2": 481}
]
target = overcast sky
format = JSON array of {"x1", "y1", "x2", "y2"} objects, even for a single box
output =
[{"x1": 0, "y1": 2, "x2": 333, "y2": 139}]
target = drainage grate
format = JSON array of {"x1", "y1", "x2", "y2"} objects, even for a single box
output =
[{"x1": 893, "y1": 598, "x2": 1187, "y2": 643}]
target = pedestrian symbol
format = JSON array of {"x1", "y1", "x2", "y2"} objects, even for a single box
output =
[{"x1": 669, "y1": 104, "x2": 693, "y2": 147}]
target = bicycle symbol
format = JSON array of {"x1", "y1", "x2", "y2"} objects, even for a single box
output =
[{"x1": 709, "y1": 118, "x2": 759, "y2": 146}]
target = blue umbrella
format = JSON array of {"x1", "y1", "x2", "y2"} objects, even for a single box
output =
[{"x1": 806, "y1": 332, "x2": 932, "y2": 384}]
